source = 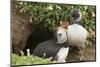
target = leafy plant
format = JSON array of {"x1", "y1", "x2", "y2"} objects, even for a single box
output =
[{"x1": 14, "y1": 1, "x2": 96, "y2": 44}]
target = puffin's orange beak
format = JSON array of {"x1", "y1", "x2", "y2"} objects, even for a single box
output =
[
  {"x1": 60, "y1": 21, "x2": 69, "y2": 32},
  {"x1": 62, "y1": 21, "x2": 69, "y2": 29}
]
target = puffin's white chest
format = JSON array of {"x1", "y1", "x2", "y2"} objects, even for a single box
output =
[{"x1": 67, "y1": 24, "x2": 87, "y2": 47}]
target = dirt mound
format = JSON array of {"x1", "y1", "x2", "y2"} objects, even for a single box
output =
[{"x1": 67, "y1": 44, "x2": 96, "y2": 62}]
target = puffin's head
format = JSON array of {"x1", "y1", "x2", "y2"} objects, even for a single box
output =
[
  {"x1": 71, "y1": 8, "x2": 81, "y2": 19},
  {"x1": 54, "y1": 21, "x2": 69, "y2": 44},
  {"x1": 70, "y1": 8, "x2": 82, "y2": 25},
  {"x1": 55, "y1": 28, "x2": 67, "y2": 44}
]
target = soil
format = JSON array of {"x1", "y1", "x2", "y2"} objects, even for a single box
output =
[{"x1": 67, "y1": 44, "x2": 96, "y2": 62}]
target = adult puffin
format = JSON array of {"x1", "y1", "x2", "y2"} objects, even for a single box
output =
[
  {"x1": 55, "y1": 8, "x2": 88, "y2": 60},
  {"x1": 66, "y1": 8, "x2": 88, "y2": 60}
]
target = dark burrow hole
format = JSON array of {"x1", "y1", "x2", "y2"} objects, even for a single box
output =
[{"x1": 23, "y1": 26, "x2": 53, "y2": 55}]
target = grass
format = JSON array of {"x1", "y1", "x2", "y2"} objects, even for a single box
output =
[{"x1": 12, "y1": 53, "x2": 56, "y2": 66}]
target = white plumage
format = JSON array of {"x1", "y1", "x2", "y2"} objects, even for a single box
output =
[
  {"x1": 56, "y1": 47, "x2": 69, "y2": 62},
  {"x1": 56, "y1": 23, "x2": 88, "y2": 60},
  {"x1": 56, "y1": 27, "x2": 68, "y2": 44},
  {"x1": 67, "y1": 24, "x2": 87, "y2": 48}
]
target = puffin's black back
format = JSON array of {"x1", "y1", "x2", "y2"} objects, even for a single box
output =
[{"x1": 32, "y1": 39, "x2": 67, "y2": 58}]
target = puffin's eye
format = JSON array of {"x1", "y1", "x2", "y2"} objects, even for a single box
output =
[{"x1": 58, "y1": 34, "x2": 62, "y2": 37}]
